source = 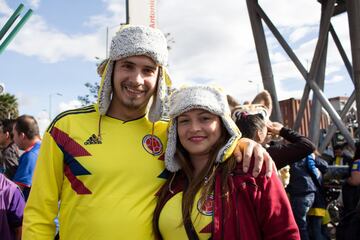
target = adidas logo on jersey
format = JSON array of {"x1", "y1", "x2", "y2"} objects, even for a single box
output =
[{"x1": 84, "y1": 134, "x2": 102, "y2": 145}]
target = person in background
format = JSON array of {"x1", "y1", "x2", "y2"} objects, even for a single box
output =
[
  {"x1": 153, "y1": 85, "x2": 299, "y2": 240},
  {"x1": 286, "y1": 153, "x2": 328, "y2": 240},
  {"x1": 346, "y1": 142, "x2": 360, "y2": 187},
  {"x1": 23, "y1": 25, "x2": 272, "y2": 240},
  {"x1": 12, "y1": 115, "x2": 41, "y2": 201},
  {"x1": 306, "y1": 153, "x2": 329, "y2": 240},
  {"x1": 336, "y1": 141, "x2": 360, "y2": 240},
  {"x1": 231, "y1": 90, "x2": 316, "y2": 170},
  {"x1": 0, "y1": 119, "x2": 20, "y2": 180},
  {"x1": 0, "y1": 173, "x2": 26, "y2": 240},
  {"x1": 333, "y1": 144, "x2": 352, "y2": 166}
]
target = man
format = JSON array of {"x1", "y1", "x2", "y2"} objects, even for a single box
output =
[
  {"x1": 23, "y1": 25, "x2": 271, "y2": 239},
  {"x1": 337, "y1": 142, "x2": 360, "y2": 240},
  {"x1": 287, "y1": 153, "x2": 328, "y2": 240},
  {"x1": 0, "y1": 173, "x2": 25, "y2": 240},
  {"x1": 333, "y1": 144, "x2": 352, "y2": 166},
  {"x1": 12, "y1": 115, "x2": 41, "y2": 201},
  {"x1": 0, "y1": 119, "x2": 20, "y2": 179}
]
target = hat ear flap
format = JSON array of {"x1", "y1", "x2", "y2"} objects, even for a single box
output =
[
  {"x1": 251, "y1": 90, "x2": 272, "y2": 114},
  {"x1": 97, "y1": 59, "x2": 109, "y2": 77},
  {"x1": 98, "y1": 60, "x2": 113, "y2": 115},
  {"x1": 148, "y1": 67, "x2": 172, "y2": 122},
  {"x1": 165, "y1": 120, "x2": 181, "y2": 172}
]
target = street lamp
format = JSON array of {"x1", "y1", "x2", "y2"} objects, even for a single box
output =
[{"x1": 49, "y1": 93, "x2": 63, "y2": 120}]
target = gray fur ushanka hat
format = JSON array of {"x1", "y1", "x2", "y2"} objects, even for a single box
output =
[
  {"x1": 165, "y1": 85, "x2": 242, "y2": 172},
  {"x1": 97, "y1": 25, "x2": 171, "y2": 122}
]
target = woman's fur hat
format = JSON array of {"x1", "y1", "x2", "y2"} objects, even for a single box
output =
[
  {"x1": 231, "y1": 90, "x2": 272, "y2": 121},
  {"x1": 165, "y1": 85, "x2": 241, "y2": 172}
]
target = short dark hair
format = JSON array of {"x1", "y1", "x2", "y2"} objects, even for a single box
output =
[
  {"x1": 14, "y1": 115, "x2": 40, "y2": 140},
  {"x1": 0, "y1": 119, "x2": 16, "y2": 139}
]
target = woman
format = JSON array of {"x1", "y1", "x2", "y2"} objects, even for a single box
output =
[
  {"x1": 232, "y1": 91, "x2": 321, "y2": 239},
  {"x1": 153, "y1": 85, "x2": 299, "y2": 240},
  {"x1": 231, "y1": 90, "x2": 316, "y2": 169}
]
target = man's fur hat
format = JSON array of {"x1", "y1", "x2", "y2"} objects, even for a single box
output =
[{"x1": 97, "y1": 25, "x2": 171, "y2": 122}]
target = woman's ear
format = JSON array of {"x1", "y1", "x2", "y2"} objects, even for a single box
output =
[{"x1": 251, "y1": 90, "x2": 272, "y2": 114}]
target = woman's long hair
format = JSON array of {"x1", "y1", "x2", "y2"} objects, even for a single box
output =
[{"x1": 152, "y1": 123, "x2": 237, "y2": 240}]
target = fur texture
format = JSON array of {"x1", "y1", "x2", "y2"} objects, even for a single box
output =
[
  {"x1": 165, "y1": 86, "x2": 241, "y2": 172},
  {"x1": 231, "y1": 90, "x2": 273, "y2": 121},
  {"x1": 227, "y1": 94, "x2": 240, "y2": 112},
  {"x1": 251, "y1": 90, "x2": 272, "y2": 114},
  {"x1": 97, "y1": 25, "x2": 170, "y2": 122}
]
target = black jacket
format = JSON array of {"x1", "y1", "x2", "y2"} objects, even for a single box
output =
[
  {"x1": 267, "y1": 127, "x2": 316, "y2": 169},
  {"x1": 287, "y1": 155, "x2": 328, "y2": 195},
  {"x1": 0, "y1": 142, "x2": 19, "y2": 180}
]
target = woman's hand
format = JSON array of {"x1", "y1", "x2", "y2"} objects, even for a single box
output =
[
  {"x1": 266, "y1": 121, "x2": 283, "y2": 136},
  {"x1": 233, "y1": 138, "x2": 276, "y2": 177}
]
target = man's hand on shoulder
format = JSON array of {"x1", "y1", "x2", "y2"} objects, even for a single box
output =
[{"x1": 233, "y1": 138, "x2": 275, "y2": 178}]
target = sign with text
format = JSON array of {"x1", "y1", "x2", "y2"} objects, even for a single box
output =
[{"x1": 128, "y1": 0, "x2": 156, "y2": 28}]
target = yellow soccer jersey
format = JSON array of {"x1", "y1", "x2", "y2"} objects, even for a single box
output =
[
  {"x1": 159, "y1": 191, "x2": 213, "y2": 240},
  {"x1": 23, "y1": 105, "x2": 169, "y2": 240}
]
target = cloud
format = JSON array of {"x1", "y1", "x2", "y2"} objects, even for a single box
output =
[
  {"x1": 158, "y1": 0, "x2": 260, "y2": 100},
  {"x1": 3, "y1": 0, "x2": 126, "y2": 63},
  {"x1": 27, "y1": 0, "x2": 40, "y2": 9},
  {"x1": 0, "y1": 0, "x2": 11, "y2": 14},
  {"x1": 260, "y1": 0, "x2": 321, "y2": 26},
  {"x1": 84, "y1": 0, "x2": 126, "y2": 28},
  {"x1": 7, "y1": 14, "x2": 105, "y2": 62},
  {"x1": 157, "y1": 0, "x2": 335, "y2": 103},
  {"x1": 289, "y1": 26, "x2": 316, "y2": 43},
  {"x1": 326, "y1": 75, "x2": 345, "y2": 84},
  {"x1": 270, "y1": 51, "x2": 287, "y2": 63},
  {"x1": 16, "y1": 91, "x2": 39, "y2": 109},
  {"x1": 35, "y1": 110, "x2": 50, "y2": 136},
  {"x1": 58, "y1": 100, "x2": 82, "y2": 113}
]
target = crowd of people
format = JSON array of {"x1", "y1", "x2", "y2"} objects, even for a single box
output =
[
  {"x1": 0, "y1": 115, "x2": 41, "y2": 240},
  {"x1": 1, "y1": 24, "x2": 359, "y2": 240}
]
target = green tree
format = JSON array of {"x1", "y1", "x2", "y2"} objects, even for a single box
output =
[
  {"x1": 0, "y1": 93, "x2": 19, "y2": 120},
  {"x1": 77, "y1": 82, "x2": 100, "y2": 106}
]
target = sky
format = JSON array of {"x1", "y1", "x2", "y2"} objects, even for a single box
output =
[{"x1": 0, "y1": 0, "x2": 354, "y2": 133}]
